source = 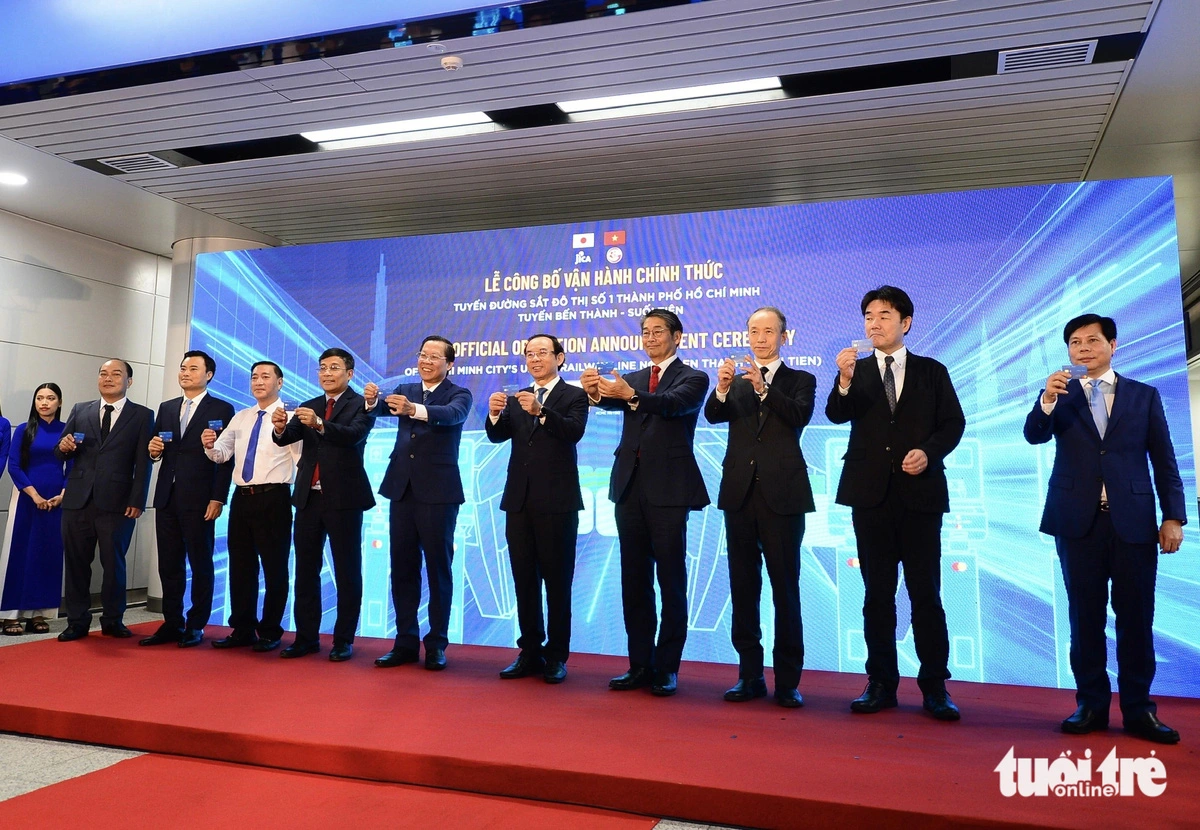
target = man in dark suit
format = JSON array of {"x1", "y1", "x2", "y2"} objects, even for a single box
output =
[
  {"x1": 825, "y1": 285, "x2": 965, "y2": 721},
  {"x1": 271, "y1": 347, "x2": 375, "y2": 661},
  {"x1": 364, "y1": 335, "x2": 472, "y2": 671},
  {"x1": 55, "y1": 359, "x2": 155, "y2": 641},
  {"x1": 582, "y1": 308, "x2": 710, "y2": 697},
  {"x1": 704, "y1": 307, "x2": 815, "y2": 708},
  {"x1": 1024, "y1": 313, "x2": 1186, "y2": 744},
  {"x1": 140, "y1": 350, "x2": 235, "y2": 648},
  {"x1": 485, "y1": 334, "x2": 589, "y2": 684}
]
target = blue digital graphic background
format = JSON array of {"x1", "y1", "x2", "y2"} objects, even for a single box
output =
[{"x1": 191, "y1": 176, "x2": 1199, "y2": 696}]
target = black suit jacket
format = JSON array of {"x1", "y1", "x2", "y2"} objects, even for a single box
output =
[
  {"x1": 374, "y1": 380, "x2": 472, "y2": 505},
  {"x1": 595, "y1": 359, "x2": 710, "y2": 509},
  {"x1": 824, "y1": 352, "x2": 964, "y2": 513},
  {"x1": 704, "y1": 364, "x2": 816, "y2": 515},
  {"x1": 272, "y1": 390, "x2": 375, "y2": 511},
  {"x1": 57, "y1": 399, "x2": 155, "y2": 512},
  {"x1": 150, "y1": 395, "x2": 235, "y2": 510},
  {"x1": 485, "y1": 381, "x2": 589, "y2": 513}
]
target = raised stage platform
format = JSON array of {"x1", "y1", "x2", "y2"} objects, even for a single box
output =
[{"x1": 1, "y1": 625, "x2": 1196, "y2": 829}]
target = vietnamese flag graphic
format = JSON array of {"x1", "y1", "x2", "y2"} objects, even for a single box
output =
[{"x1": 604, "y1": 230, "x2": 626, "y2": 246}]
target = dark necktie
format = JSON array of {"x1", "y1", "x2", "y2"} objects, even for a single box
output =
[
  {"x1": 423, "y1": 387, "x2": 430, "y2": 404},
  {"x1": 883, "y1": 355, "x2": 897, "y2": 413},
  {"x1": 536, "y1": 387, "x2": 546, "y2": 406},
  {"x1": 649, "y1": 365, "x2": 661, "y2": 393},
  {"x1": 241, "y1": 409, "x2": 267, "y2": 483},
  {"x1": 100, "y1": 404, "x2": 114, "y2": 442},
  {"x1": 311, "y1": 397, "x2": 335, "y2": 488},
  {"x1": 758, "y1": 366, "x2": 769, "y2": 424}
]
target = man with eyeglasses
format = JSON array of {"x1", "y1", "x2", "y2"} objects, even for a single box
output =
[
  {"x1": 486, "y1": 334, "x2": 589, "y2": 684},
  {"x1": 582, "y1": 308, "x2": 710, "y2": 697},
  {"x1": 271, "y1": 348, "x2": 375, "y2": 662},
  {"x1": 365, "y1": 335, "x2": 472, "y2": 671}
]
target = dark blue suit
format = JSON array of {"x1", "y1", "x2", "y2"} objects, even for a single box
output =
[
  {"x1": 596, "y1": 359, "x2": 710, "y2": 674},
  {"x1": 56, "y1": 398, "x2": 155, "y2": 629},
  {"x1": 373, "y1": 379, "x2": 472, "y2": 652},
  {"x1": 151, "y1": 394, "x2": 235, "y2": 632},
  {"x1": 1024, "y1": 373, "x2": 1186, "y2": 718}
]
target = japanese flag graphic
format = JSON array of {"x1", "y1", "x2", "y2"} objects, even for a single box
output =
[{"x1": 572, "y1": 233, "x2": 595, "y2": 248}]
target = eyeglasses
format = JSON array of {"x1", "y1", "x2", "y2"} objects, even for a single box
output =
[
  {"x1": 524, "y1": 349, "x2": 553, "y2": 359},
  {"x1": 641, "y1": 327, "x2": 671, "y2": 339},
  {"x1": 318, "y1": 364, "x2": 345, "y2": 374},
  {"x1": 417, "y1": 352, "x2": 446, "y2": 363}
]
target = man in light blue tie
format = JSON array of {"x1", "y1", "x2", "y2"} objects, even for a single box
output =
[
  {"x1": 1025, "y1": 313, "x2": 1186, "y2": 744},
  {"x1": 203, "y1": 361, "x2": 300, "y2": 652}
]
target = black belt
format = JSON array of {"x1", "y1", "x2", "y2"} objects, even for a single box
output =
[
  {"x1": 236, "y1": 483, "x2": 287, "y2": 495},
  {"x1": 1099, "y1": 500, "x2": 1110, "y2": 512}
]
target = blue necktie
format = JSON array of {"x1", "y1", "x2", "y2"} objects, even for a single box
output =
[
  {"x1": 241, "y1": 409, "x2": 266, "y2": 483},
  {"x1": 536, "y1": 387, "x2": 546, "y2": 406},
  {"x1": 1089, "y1": 379, "x2": 1108, "y2": 439},
  {"x1": 180, "y1": 398, "x2": 193, "y2": 435}
]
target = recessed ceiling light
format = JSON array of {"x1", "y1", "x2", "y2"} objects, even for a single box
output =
[
  {"x1": 558, "y1": 78, "x2": 783, "y2": 121},
  {"x1": 0, "y1": 171, "x2": 28, "y2": 186},
  {"x1": 301, "y1": 112, "x2": 495, "y2": 150}
]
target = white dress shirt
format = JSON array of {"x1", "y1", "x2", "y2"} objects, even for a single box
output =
[{"x1": 206, "y1": 400, "x2": 300, "y2": 487}]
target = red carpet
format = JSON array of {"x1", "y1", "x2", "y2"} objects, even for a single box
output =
[
  {"x1": 0, "y1": 753, "x2": 658, "y2": 828},
  {"x1": 1, "y1": 626, "x2": 1197, "y2": 829}
]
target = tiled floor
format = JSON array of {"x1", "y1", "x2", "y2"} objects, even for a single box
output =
[{"x1": 0, "y1": 607, "x2": 738, "y2": 828}]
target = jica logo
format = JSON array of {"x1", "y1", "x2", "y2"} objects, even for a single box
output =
[{"x1": 995, "y1": 747, "x2": 1166, "y2": 797}]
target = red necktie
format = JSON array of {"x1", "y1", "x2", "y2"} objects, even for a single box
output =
[
  {"x1": 649, "y1": 364, "x2": 661, "y2": 393},
  {"x1": 311, "y1": 397, "x2": 335, "y2": 487}
]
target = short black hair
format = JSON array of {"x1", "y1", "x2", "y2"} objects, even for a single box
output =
[
  {"x1": 860, "y1": 285, "x2": 914, "y2": 321},
  {"x1": 182, "y1": 349, "x2": 216, "y2": 376},
  {"x1": 526, "y1": 333, "x2": 565, "y2": 367},
  {"x1": 422, "y1": 335, "x2": 456, "y2": 362},
  {"x1": 100, "y1": 359, "x2": 134, "y2": 379},
  {"x1": 642, "y1": 308, "x2": 683, "y2": 335},
  {"x1": 251, "y1": 360, "x2": 283, "y2": 379},
  {"x1": 319, "y1": 347, "x2": 354, "y2": 371},
  {"x1": 748, "y1": 306, "x2": 787, "y2": 330},
  {"x1": 1063, "y1": 313, "x2": 1117, "y2": 344}
]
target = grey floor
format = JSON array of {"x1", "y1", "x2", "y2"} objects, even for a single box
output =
[{"x1": 0, "y1": 607, "x2": 738, "y2": 828}]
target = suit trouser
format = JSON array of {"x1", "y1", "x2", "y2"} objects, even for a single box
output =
[
  {"x1": 851, "y1": 482, "x2": 950, "y2": 692},
  {"x1": 614, "y1": 468, "x2": 691, "y2": 673},
  {"x1": 1057, "y1": 509, "x2": 1158, "y2": 718},
  {"x1": 506, "y1": 506, "x2": 578, "y2": 663},
  {"x1": 292, "y1": 491, "x2": 363, "y2": 645},
  {"x1": 390, "y1": 488, "x2": 459, "y2": 652},
  {"x1": 725, "y1": 480, "x2": 806, "y2": 691},
  {"x1": 226, "y1": 485, "x2": 293, "y2": 640},
  {"x1": 62, "y1": 502, "x2": 136, "y2": 628},
  {"x1": 155, "y1": 490, "x2": 216, "y2": 631}
]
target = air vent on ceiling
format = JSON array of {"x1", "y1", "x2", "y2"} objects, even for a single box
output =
[
  {"x1": 998, "y1": 40, "x2": 1097, "y2": 74},
  {"x1": 94, "y1": 153, "x2": 180, "y2": 174}
]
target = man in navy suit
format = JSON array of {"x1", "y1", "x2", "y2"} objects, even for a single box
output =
[
  {"x1": 55, "y1": 359, "x2": 155, "y2": 641},
  {"x1": 364, "y1": 335, "x2": 472, "y2": 671},
  {"x1": 582, "y1": 308, "x2": 710, "y2": 697},
  {"x1": 141, "y1": 350, "x2": 235, "y2": 648},
  {"x1": 486, "y1": 334, "x2": 589, "y2": 684},
  {"x1": 1025, "y1": 313, "x2": 1186, "y2": 744},
  {"x1": 704, "y1": 307, "x2": 815, "y2": 708},
  {"x1": 271, "y1": 347, "x2": 375, "y2": 662},
  {"x1": 826, "y1": 286, "x2": 965, "y2": 721}
]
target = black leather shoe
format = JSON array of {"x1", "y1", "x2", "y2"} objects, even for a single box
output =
[
  {"x1": 499, "y1": 654, "x2": 544, "y2": 679},
  {"x1": 724, "y1": 676, "x2": 768, "y2": 702},
  {"x1": 922, "y1": 689, "x2": 961, "y2": 721},
  {"x1": 775, "y1": 689, "x2": 804, "y2": 708},
  {"x1": 651, "y1": 671, "x2": 678, "y2": 697},
  {"x1": 609, "y1": 666, "x2": 653, "y2": 691},
  {"x1": 850, "y1": 681, "x2": 898, "y2": 713},
  {"x1": 424, "y1": 647, "x2": 447, "y2": 671},
  {"x1": 57, "y1": 626, "x2": 89, "y2": 642},
  {"x1": 329, "y1": 642, "x2": 353, "y2": 662},
  {"x1": 212, "y1": 631, "x2": 258, "y2": 649},
  {"x1": 178, "y1": 629, "x2": 204, "y2": 648},
  {"x1": 280, "y1": 640, "x2": 320, "y2": 658},
  {"x1": 375, "y1": 647, "x2": 419, "y2": 667},
  {"x1": 1061, "y1": 704, "x2": 1109, "y2": 735},
  {"x1": 1123, "y1": 711, "x2": 1179, "y2": 744},
  {"x1": 252, "y1": 638, "x2": 282, "y2": 653},
  {"x1": 139, "y1": 628, "x2": 183, "y2": 646},
  {"x1": 101, "y1": 622, "x2": 133, "y2": 638},
  {"x1": 543, "y1": 660, "x2": 567, "y2": 684}
]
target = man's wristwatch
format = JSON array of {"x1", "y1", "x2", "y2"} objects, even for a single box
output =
[
  {"x1": 628, "y1": 394, "x2": 639, "y2": 406},
  {"x1": 315, "y1": 416, "x2": 324, "y2": 429}
]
